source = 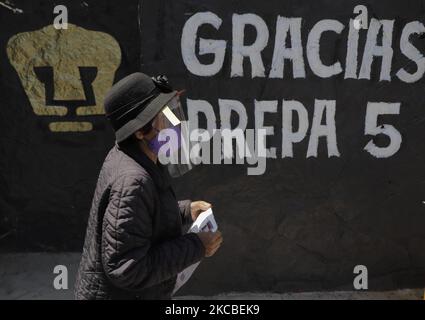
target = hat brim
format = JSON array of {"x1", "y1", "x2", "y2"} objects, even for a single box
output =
[{"x1": 115, "y1": 90, "x2": 178, "y2": 143}]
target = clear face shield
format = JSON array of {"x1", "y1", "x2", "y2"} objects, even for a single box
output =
[{"x1": 146, "y1": 94, "x2": 192, "y2": 177}]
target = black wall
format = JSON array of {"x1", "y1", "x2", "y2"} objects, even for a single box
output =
[{"x1": 1, "y1": 0, "x2": 425, "y2": 294}]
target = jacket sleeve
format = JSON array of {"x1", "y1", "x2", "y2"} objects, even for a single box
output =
[
  {"x1": 101, "y1": 174, "x2": 205, "y2": 292},
  {"x1": 178, "y1": 200, "x2": 193, "y2": 233}
]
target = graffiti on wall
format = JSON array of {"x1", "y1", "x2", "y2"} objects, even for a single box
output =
[
  {"x1": 169, "y1": 10, "x2": 425, "y2": 174},
  {"x1": 7, "y1": 23, "x2": 121, "y2": 132}
]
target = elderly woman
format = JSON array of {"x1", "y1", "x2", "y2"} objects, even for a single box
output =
[{"x1": 74, "y1": 72, "x2": 223, "y2": 300}]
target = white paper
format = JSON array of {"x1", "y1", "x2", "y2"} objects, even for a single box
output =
[{"x1": 172, "y1": 208, "x2": 218, "y2": 295}]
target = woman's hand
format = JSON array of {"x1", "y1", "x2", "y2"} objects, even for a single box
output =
[
  {"x1": 190, "y1": 200, "x2": 212, "y2": 221},
  {"x1": 197, "y1": 231, "x2": 223, "y2": 257}
]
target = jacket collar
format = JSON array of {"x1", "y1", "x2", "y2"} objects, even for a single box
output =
[{"x1": 116, "y1": 141, "x2": 171, "y2": 191}]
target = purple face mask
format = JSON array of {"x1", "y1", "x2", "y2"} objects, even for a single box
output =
[{"x1": 146, "y1": 125, "x2": 182, "y2": 157}]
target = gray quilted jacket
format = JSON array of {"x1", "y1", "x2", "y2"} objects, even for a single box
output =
[{"x1": 74, "y1": 142, "x2": 205, "y2": 299}]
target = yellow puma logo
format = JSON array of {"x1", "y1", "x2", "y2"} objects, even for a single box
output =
[{"x1": 7, "y1": 24, "x2": 121, "y2": 132}]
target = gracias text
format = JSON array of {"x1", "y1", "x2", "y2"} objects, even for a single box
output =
[{"x1": 181, "y1": 12, "x2": 425, "y2": 82}]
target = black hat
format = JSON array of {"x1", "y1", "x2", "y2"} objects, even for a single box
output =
[{"x1": 104, "y1": 72, "x2": 177, "y2": 142}]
